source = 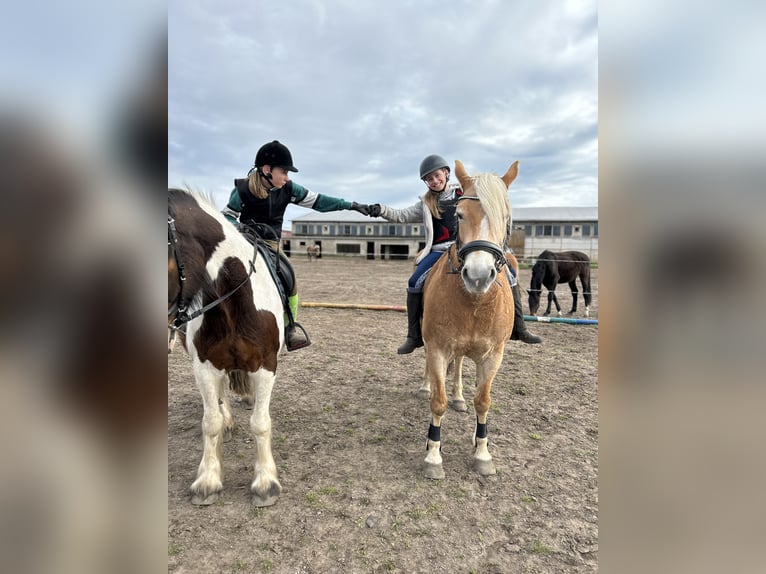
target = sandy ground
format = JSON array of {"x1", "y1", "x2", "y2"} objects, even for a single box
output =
[{"x1": 168, "y1": 256, "x2": 598, "y2": 573}]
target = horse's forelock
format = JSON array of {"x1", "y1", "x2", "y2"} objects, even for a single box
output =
[{"x1": 473, "y1": 173, "x2": 510, "y2": 241}]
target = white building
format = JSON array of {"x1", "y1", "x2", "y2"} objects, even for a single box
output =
[{"x1": 286, "y1": 206, "x2": 598, "y2": 262}]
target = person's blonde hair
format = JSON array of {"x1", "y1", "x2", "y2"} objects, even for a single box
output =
[
  {"x1": 248, "y1": 170, "x2": 269, "y2": 199},
  {"x1": 423, "y1": 191, "x2": 443, "y2": 220}
]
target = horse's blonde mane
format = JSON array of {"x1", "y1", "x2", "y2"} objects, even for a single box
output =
[{"x1": 471, "y1": 173, "x2": 511, "y2": 241}]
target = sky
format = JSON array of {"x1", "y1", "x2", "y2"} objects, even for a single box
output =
[{"x1": 168, "y1": 0, "x2": 598, "y2": 228}]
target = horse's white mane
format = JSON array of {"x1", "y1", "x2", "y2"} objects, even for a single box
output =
[
  {"x1": 471, "y1": 173, "x2": 511, "y2": 241},
  {"x1": 178, "y1": 187, "x2": 234, "y2": 229}
]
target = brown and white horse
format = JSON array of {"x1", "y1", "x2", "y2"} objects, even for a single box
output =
[
  {"x1": 168, "y1": 188, "x2": 285, "y2": 506},
  {"x1": 420, "y1": 160, "x2": 519, "y2": 479}
]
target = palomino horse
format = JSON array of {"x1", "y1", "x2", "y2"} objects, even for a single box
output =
[
  {"x1": 168, "y1": 188, "x2": 285, "y2": 507},
  {"x1": 528, "y1": 250, "x2": 592, "y2": 317},
  {"x1": 420, "y1": 160, "x2": 519, "y2": 479},
  {"x1": 306, "y1": 243, "x2": 320, "y2": 262}
]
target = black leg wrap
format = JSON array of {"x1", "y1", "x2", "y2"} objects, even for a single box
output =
[
  {"x1": 476, "y1": 419, "x2": 488, "y2": 439},
  {"x1": 427, "y1": 424, "x2": 441, "y2": 443}
]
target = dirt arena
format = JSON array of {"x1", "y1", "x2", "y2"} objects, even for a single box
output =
[{"x1": 168, "y1": 256, "x2": 598, "y2": 573}]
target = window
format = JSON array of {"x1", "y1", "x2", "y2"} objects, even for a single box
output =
[
  {"x1": 594, "y1": 222, "x2": 598, "y2": 237},
  {"x1": 553, "y1": 225, "x2": 561, "y2": 236},
  {"x1": 564, "y1": 225, "x2": 572, "y2": 236},
  {"x1": 296, "y1": 224, "x2": 307, "y2": 234},
  {"x1": 524, "y1": 225, "x2": 532, "y2": 236},
  {"x1": 543, "y1": 225, "x2": 552, "y2": 236},
  {"x1": 329, "y1": 225, "x2": 335, "y2": 235},
  {"x1": 322, "y1": 225, "x2": 329, "y2": 234},
  {"x1": 388, "y1": 225, "x2": 397, "y2": 236},
  {"x1": 343, "y1": 225, "x2": 351, "y2": 235},
  {"x1": 535, "y1": 225, "x2": 543, "y2": 236},
  {"x1": 336, "y1": 243, "x2": 361, "y2": 254},
  {"x1": 582, "y1": 224, "x2": 591, "y2": 237}
]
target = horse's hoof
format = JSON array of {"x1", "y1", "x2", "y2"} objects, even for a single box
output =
[
  {"x1": 191, "y1": 491, "x2": 220, "y2": 506},
  {"x1": 450, "y1": 399, "x2": 468, "y2": 413},
  {"x1": 423, "y1": 462, "x2": 445, "y2": 480},
  {"x1": 415, "y1": 388, "x2": 430, "y2": 400},
  {"x1": 474, "y1": 459, "x2": 496, "y2": 476},
  {"x1": 251, "y1": 482, "x2": 281, "y2": 507}
]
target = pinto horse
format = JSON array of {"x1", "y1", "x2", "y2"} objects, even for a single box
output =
[
  {"x1": 168, "y1": 188, "x2": 285, "y2": 507},
  {"x1": 420, "y1": 159, "x2": 519, "y2": 479},
  {"x1": 527, "y1": 250, "x2": 592, "y2": 317}
]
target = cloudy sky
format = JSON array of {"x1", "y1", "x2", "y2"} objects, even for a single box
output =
[{"x1": 169, "y1": 0, "x2": 597, "y2": 227}]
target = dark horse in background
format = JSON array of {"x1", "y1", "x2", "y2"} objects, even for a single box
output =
[{"x1": 528, "y1": 250, "x2": 592, "y2": 317}]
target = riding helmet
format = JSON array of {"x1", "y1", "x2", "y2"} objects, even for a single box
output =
[
  {"x1": 419, "y1": 154, "x2": 450, "y2": 179},
  {"x1": 254, "y1": 140, "x2": 298, "y2": 172}
]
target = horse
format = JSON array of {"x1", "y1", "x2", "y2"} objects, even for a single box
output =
[
  {"x1": 168, "y1": 187, "x2": 285, "y2": 507},
  {"x1": 419, "y1": 159, "x2": 519, "y2": 480},
  {"x1": 306, "y1": 244, "x2": 320, "y2": 262},
  {"x1": 527, "y1": 250, "x2": 592, "y2": 317}
]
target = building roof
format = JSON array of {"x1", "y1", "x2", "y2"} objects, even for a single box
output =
[
  {"x1": 291, "y1": 206, "x2": 598, "y2": 224},
  {"x1": 512, "y1": 206, "x2": 598, "y2": 222}
]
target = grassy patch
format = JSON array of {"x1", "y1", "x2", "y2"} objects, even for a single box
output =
[
  {"x1": 528, "y1": 432, "x2": 543, "y2": 441},
  {"x1": 531, "y1": 541, "x2": 555, "y2": 555},
  {"x1": 259, "y1": 559, "x2": 274, "y2": 572},
  {"x1": 232, "y1": 560, "x2": 249, "y2": 571},
  {"x1": 168, "y1": 544, "x2": 182, "y2": 556},
  {"x1": 319, "y1": 486, "x2": 339, "y2": 496}
]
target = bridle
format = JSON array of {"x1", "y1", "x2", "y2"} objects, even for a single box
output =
[
  {"x1": 447, "y1": 196, "x2": 508, "y2": 274},
  {"x1": 167, "y1": 212, "x2": 257, "y2": 338}
]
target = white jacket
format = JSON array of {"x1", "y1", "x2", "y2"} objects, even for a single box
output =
[{"x1": 377, "y1": 184, "x2": 461, "y2": 264}]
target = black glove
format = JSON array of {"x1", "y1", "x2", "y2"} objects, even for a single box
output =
[
  {"x1": 369, "y1": 204, "x2": 382, "y2": 217},
  {"x1": 350, "y1": 202, "x2": 370, "y2": 216}
]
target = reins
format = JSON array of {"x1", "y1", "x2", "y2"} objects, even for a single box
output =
[
  {"x1": 447, "y1": 196, "x2": 508, "y2": 275},
  {"x1": 167, "y1": 213, "x2": 257, "y2": 337}
]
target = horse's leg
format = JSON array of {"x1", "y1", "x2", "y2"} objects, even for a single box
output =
[
  {"x1": 248, "y1": 368, "x2": 282, "y2": 507},
  {"x1": 416, "y1": 363, "x2": 430, "y2": 400},
  {"x1": 583, "y1": 272, "x2": 592, "y2": 318},
  {"x1": 424, "y1": 351, "x2": 449, "y2": 480},
  {"x1": 568, "y1": 280, "x2": 579, "y2": 315},
  {"x1": 218, "y1": 375, "x2": 235, "y2": 443},
  {"x1": 190, "y1": 361, "x2": 227, "y2": 506},
  {"x1": 449, "y1": 356, "x2": 467, "y2": 412},
  {"x1": 472, "y1": 352, "x2": 503, "y2": 476},
  {"x1": 544, "y1": 290, "x2": 554, "y2": 316}
]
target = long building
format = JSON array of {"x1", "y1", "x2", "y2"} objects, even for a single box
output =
[{"x1": 285, "y1": 206, "x2": 598, "y2": 262}]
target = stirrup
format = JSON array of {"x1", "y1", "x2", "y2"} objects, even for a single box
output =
[{"x1": 286, "y1": 322, "x2": 311, "y2": 352}]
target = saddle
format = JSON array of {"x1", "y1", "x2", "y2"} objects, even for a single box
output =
[{"x1": 236, "y1": 223, "x2": 295, "y2": 318}]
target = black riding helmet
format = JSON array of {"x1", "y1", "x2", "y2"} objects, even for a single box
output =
[
  {"x1": 419, "y1": 154, "x2": 450, "y2": 180},
  {"x1": 255, "y1": 140, "x2": 299, "y2": 172}
]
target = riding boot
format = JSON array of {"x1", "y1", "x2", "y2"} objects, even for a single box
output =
[
  {"x1": 397, "y1": 290, "x2": 424, "y2": 354},
  {"x1": 285, "y1": 294, "x2": 311, "y2": 351},
  {"x1": 510, "y1": 282, "x2": 542, "y2": 344}
]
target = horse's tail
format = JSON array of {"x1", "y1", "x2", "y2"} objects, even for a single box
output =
[
  {"x1": 228, "y1": 370, "x2": 252, "y2": 397},
  {"x1": 581, "y1": 264, "x2": 592, "y2": 307}
]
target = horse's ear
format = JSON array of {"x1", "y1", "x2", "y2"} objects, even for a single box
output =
[
  {"x1": 455, "y1": 160, "x2": 471, "y2": 190},
  {"x1": 502, "y1": 161, "x2": 520, "y2": 188}
]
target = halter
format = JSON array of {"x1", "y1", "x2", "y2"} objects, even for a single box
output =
[
  {"x1": 447, "y1": 196, "x2": 508, "y2": 274},
  {"x1": 167, "y1": 212, "x2": 257, "y2": 335}
]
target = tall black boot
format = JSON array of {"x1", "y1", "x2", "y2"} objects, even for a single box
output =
[
  {"x1": 510, "y1": 282, "x2": 542, "y2": 344},
  {"x1": 397, "y1": 290, "x2": 424, "y2": 354}
]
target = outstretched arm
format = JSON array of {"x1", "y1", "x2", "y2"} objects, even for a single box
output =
[
  {"x1": 290, "y1": 181, "x2": 370, "y2": 214},
  {"x1": 222, "y1": 188, "x2": 243, "y2": 223}
]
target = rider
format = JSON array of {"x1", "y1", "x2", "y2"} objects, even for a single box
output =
[
  {"x1": 367, "y1": 154, "x2": 542, "y2": 354},
  {"x1": 223, "y1": 140, "x2": 371, "y2": 351}
]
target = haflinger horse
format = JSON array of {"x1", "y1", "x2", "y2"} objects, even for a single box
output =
[
  {"x1": 527, "y1": 250, "x2": 592, "y2": 317},
  {"x1": 420, "y1": 159, "x2": 519, "y2": 480},
  {"x1": 306, "y1": 244, "x2": 320, "y2": 262},
  {"x1": 168, "y1": 187, "x2": 285, "y2": 507}
]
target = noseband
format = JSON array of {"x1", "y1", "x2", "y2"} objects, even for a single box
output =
[
  {"x1": 167, "y1": 212, "x2": 256, "y2": 334},
  {"x1": 448, "y1": 196, "x2": 508, "y2": 274}
]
